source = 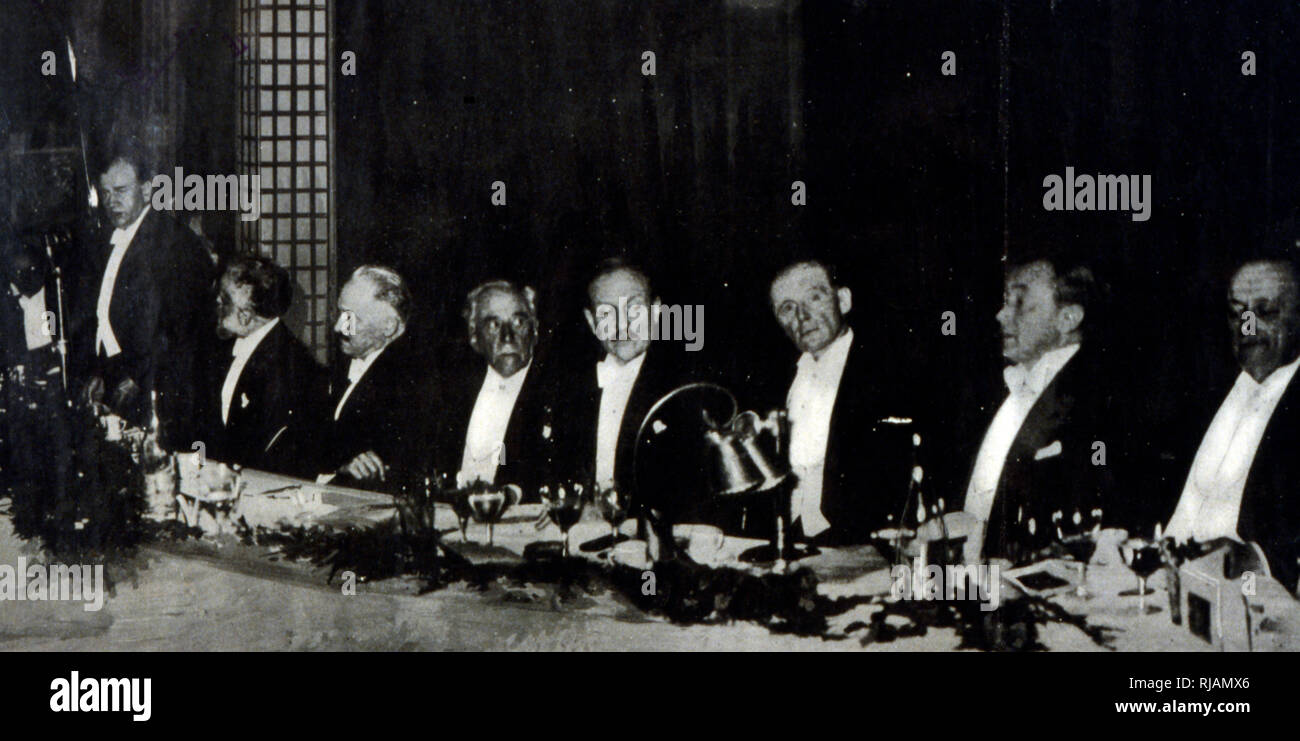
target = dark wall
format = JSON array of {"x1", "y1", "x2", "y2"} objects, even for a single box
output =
[
  {"x1": 0, "y1": 0, "x2": 238, "y2": 245},
  {"x1": 336, "y1": 0, "x2": 808, "y2": 376}
]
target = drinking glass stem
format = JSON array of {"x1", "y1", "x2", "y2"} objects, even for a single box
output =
[
  {"x1": 487, "y1": 522, "x2": 494, "y2": 547},
  {"x1": 1138, "y1": 576, "x2": 1146, "y2": 613}
]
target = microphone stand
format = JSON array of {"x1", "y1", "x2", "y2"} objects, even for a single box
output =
[{"x1": 43, "y1": 235, "x2": 71, "y2": 401}]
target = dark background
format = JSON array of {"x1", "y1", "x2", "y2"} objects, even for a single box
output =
[{"x1": 3, "y1": 0, "x2": 1299, "y2": 507}]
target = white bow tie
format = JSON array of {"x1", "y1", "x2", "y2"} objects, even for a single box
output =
[
  {"x1": 1003, "y1": 363, "x2": 1041, "y2": 397},
  {"x1": 596, "y1": 357, "x2": 618, "y2": 389},
  {"x1": 597, "y1": 356, "x2": 640, "y2": 389}
]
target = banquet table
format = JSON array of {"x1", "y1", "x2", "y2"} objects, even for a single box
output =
[{"x1": 157, "y1": 467, "x2": 1292, "y2": 651}]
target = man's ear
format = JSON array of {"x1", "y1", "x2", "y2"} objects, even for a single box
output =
[
  {"x1": 1058, "y1": 304, "x2": 1084, "y2": 335},
  {"x1": 836, "y1": 286, "x2": 852, "y2": 316},
  {"x1": 583, "y1": 307, "x2": 597, "y2": 335},
  {"x1": 382, "y1": 314, "x2": 401, "y2": 340},
  {"x1": 138, "y1": 178, "x2": 154, "y2": 204}
]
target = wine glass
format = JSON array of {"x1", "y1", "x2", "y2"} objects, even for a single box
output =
[
  {"x1": 1054, "y1": 507, "x2": 1103, "y2": 598},
  {"x1": 588, "y1": 485, "x2": 632, "y2": 553},
  {"x1": 467, "y1": 484, "x2": 520, "y2": 546},
  {"x1": 539, "y1": 482, "x2": 586, "y2": 557},
  {"x1": 1120, "y1": 537, "x2": 1164, "y2": 614}
]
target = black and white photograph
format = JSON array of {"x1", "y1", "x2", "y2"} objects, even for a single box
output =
[{"x1": 0, "y1": 0, "x2": 1296, "y2": 724}]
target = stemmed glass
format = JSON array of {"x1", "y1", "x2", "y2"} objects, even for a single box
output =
[
  {"x1": 467, "y1": 484, "x2": 520, "y2": 547},
  {"x1": 1120, "y1": 532, "x2": 1165, "y2": 615},
  {"x1": 539, "y1": 482, "x2": 586, "y2": 557},
  {"x1": 1054, "y1": 507, "x2": 1103, "y2": 598},
  {"x1": 587, "y1": 485, "x2": 632, "y2": 553}
]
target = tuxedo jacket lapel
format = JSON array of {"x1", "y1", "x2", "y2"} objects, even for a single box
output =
[
  {"x1": 979, "y1": 347, "x2": 1109, "y2": 558},
  {"x1": 1236, "y1": 373, "x2": 1300, "y2": 590}
]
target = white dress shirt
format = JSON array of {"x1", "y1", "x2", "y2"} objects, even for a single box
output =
[
  {"x1": 334, "y1": 345, "x2": 386, "y2": 421},
  {"x1": 1165, "y1": 354, "x2": 1300, "y2": 543},
  {"x1": 95, "y1": 206, "x2": 150, "y2": 357},
  {"x1": 964, "y1": 342, "x2": 1081, "y2": 525},
  {"x1": 11, "y1": 284, "x2": 52, "y2": 351},
  {"x1": 786, "y1": 328, "x2": 854, "y2": 537},
  {"x1": 220, "y1": 318, "x2": 279, "y2": 425},
  {"x1": 594, "y1": 350, "x2": 648, "y2": 488},
  {"x1": 457, "y1": 362, "x2": 531, "y2": 487}
]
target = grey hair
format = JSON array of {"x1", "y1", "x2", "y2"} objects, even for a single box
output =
[
  {"x1": 350, "y1": 265, "x2": 412, "y2": 326},
  {"x1": 463, "y1": 279, "x2": 537, "y2": 335}
]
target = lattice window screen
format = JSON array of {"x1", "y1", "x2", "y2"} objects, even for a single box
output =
[{"x1": 237, "y1": 0, "x2": 335, "y2": 364}]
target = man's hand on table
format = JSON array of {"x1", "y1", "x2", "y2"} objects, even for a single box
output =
[{"x1": 339, "y1": 451, "x2": 388, "y2": 482}]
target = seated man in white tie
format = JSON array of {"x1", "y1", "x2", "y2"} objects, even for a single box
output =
[
  {"x1": 766, "y1": 259, "x2": 913, "y2": 546},
  {"x1": 1165, "y1": 255, "x2": 1300, "y2": 592},
  {"x1": 555, "y1": 259, "x2": 700, "y2": 518},
  {"x1": 206, "y1": 255, "x2": 326, "y2": 475},
  {"x1": 436, "y1": 279, "x2": 554, "y2": 497},
  {"x1": 317, "y1": 265, "x2": 435, "y2": 489},
  {"x1": 959, "y1": 255, "x2": 1113, "y2": 562}
]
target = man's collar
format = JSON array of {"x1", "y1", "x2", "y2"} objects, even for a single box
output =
[
  {"x1": 353, "y1": 344, "x2": 386, "y2": 366},
  {"x1": 597, "y1": 348, "x2": 648, "y2": 388},
  {"x1": 1027, "y1": 342, "x2": 1080, "y2": 375},
  {"x1": 1243, "y1": 352, "x2": 1300, "y2": 392},
  {"x1": 11, "y1": 284, "x2": 43, "y2": 303},
  {"x1": 233, "y1": 317, "x2": 280, "y2": 356},
  {"x1": 112, "y1": 205, "x2": 151, "y2": 240},
  {"x1": 347, "y1": 344, "x2": 388, "y2": 384},
  {"x1": 1005, "y1": 342, "x2": 1081, "y2": 395},
  {"x1": 798, "y1": 326, "x2": 854, "y2": 370}
]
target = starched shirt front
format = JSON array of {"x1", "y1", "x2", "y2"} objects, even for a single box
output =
[
  {"x1": 1166, "y1": 354, "x2": 1300, "y2": 543},
  {"x1": 220, "y1": 318, "x2": 279, "y2": 425},
  {"x1": 458, "y1": 362, "x2": 531, "y2": 487},
  {"x1": 94, "y1": 206, "x2": 150, "y2": 357},
  {"x1": 964, "y1": 342, "x2": 1081, "y2": 525},
  {"x1": 786, "y1": 327, "x2": 854, "y2": 538},
  {"x1": 594, "y1": 350, "x2": 647, "y2": 489}
]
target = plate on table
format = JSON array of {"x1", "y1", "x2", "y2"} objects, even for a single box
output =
[
  {"x1": 609, "y1": 540, "x2": 652, "y2": 571},
  {"x1": 1002, "y1": 559, "x2": 1078, "y2": 598}
]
